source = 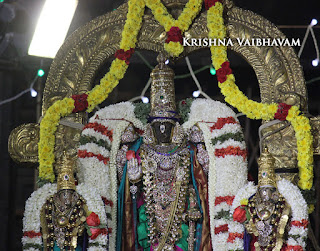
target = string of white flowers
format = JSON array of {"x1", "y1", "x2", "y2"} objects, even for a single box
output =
[
  {"x1": 182, "y1": 99, "x2": 238, "y2": 129},
  {"x1": 92, "y1": 102, "x2": 145, "y2": 130},
  {"x1": 228, "y1": 182, "x2": 257, "y2": 250},
  {"x1": 78, "y1": 143, "x2": 110, "y2": 159},
  {"x1": 82, "y1": 128, "x2": 113, "y2": 144},
  {"x1": 277, "y1": 179, "x2": 308, "y2": 249},
  {"x1": 210, "y1": 124, "x2": 241, "y2": 138},
  {"x1": 77, "y1": 184, "x2": 107, "y2": 224},
  {"x1": 84, "y1": 102, "x2": 146, "y2": 250},
  {"x1": 23, "y1": 183, "x2": 57, "y2": 233},
  {"x1": 183, "y1": 98, "x2": 248, "y2": 250},
  {"x1": 76, "y1": 184, "x2": 109, "y2": 249},
  {"x1": 23, "y1": 247, "x2": 41, "y2": 251},
  {"x1": 21, "y1": 236, "x2": 42, "y2": 247},
  {"x1": 230, "y1": 182, "x2": 257, "y2": 212},
  {"x1": 78, "y1": 156, "x2": 111, "y2": 198},
  {"x1": 22, "y1": 184, "x2": 56, "y2": 250},
  {"x1": 88, "y1": 246, "x2": 107, "y2": 251}
]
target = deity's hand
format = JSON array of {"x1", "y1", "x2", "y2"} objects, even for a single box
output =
[
  {"x1": 189, "y1": 125, "x2": 204, "y2": 143},
  {"x1": 127, "y1": 158, "x2": 142, "y2": 183},
  {"x1": 196, "y1": 144, "x2": 209, "y2": 174},
  {"x1": 116, "y1": 145, "x2": 129, "y2": 180},
  {"x1": 117, "y1": 145, "x2": 129, "y2": 166},
  {"x1": 121, "y1": 125, "x2": 138, "y2": 143}
]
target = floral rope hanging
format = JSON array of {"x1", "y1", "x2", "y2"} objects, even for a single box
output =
[
  {"x1": 38, "y1": 0, "x2": 314, "y2": 192},
  {"x1": 144, "y1": 0, "x2": 202, "y2": 57},
  {"x1": 38, "y1": 0, "x2": 146, "y2": 182},
  {"x1": 206, "y1": 0, "x2": 313, "y2": 190}
]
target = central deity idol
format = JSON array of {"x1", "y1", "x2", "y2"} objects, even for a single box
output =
[{"x1": 116, "y1": 54, "x2": 210, "y2": 250}]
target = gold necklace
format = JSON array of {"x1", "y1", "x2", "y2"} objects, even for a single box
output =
[{"x1": 141, "y1": 148, "x2": 190, "y2": 249}]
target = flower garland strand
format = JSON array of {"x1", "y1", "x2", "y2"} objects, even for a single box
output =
[
  {"x1": 206, "y1": 0, "x2": 313, "y2": 190},
  {"x1": 144, "y1": 0, "x2": 202, "y2": 57},
  {"x1": 38, "y1": 0, "x2": 146, "y2": 182}
]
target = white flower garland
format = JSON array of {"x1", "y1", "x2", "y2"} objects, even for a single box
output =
[
  {"x1": 277, "y1": 179, "x2": 308, "y2": 249},
  {"x1": 82, "y1": 128, "x2": 113, "y2": 145},
  {"x1": 230, "y1": 180, "x2": 308, "y2": 250},
  {"x1": 23, "y1": 183, "x2": 57, "y2": 233},
  {"x1": 78, "y1": 101, "x2": 146, "y2": 250},
  {"x1": 77, "y1": 184, "x2": 110, "y2": 249},
  {"x1": 78, "y1": 156, "x2": 111, "y2": 198},
  {"x1": 183, "y1": 98, "x2": 248, "y2": 250},
  {"x1": 228, "y1": 182, "x2": 256, "y2": 250},
  {"x1": 90, "y1": 101, "x2": 145, "y2": 130}
]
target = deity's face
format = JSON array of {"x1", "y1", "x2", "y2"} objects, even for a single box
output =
[
  {"x1": 258, "y1": 186, "x2": 278, "y2": 203},
  {"x1": 151, "y1": 121, "x2": 174, "y2": 144},
  {"x1": 57, "y1": 189, "x2": 75, "y2": 210}
]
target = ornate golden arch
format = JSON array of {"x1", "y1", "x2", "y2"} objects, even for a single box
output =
[{"x1": 8, "y1": 1, "x2": 320, "y2": 181}]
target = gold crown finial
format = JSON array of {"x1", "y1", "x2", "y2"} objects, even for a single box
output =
[
  {"x1": 156, "y1": 52, "x2": 167, "y2": 69},
  {"x1": 149, "y1": 53, "x2": 179, "y2": 122},
  {"x1": 258, "y1": 147, "x2": 277, "y2": 188},
  {"x1": 56, "y1": 151, "x2": 76, "y2": 190}
]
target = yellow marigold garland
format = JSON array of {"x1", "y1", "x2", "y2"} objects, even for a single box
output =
[
  {"x1": 38, "y1": 0, "x2": 314, "y2": 192},
  {"x1": 38, "y1": 0, "x2": 146, "y2": 182},
  {"x1": 207, "y1": 1, "x2": 313, "y2": 190},
  {"x1": 145, "y1": 0, "x2": 202, "y2": 57}
]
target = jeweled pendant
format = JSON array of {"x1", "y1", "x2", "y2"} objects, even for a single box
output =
[
  {"x1": 160, "y1": 124, "x2": 165, "y2": 133},
  {"x1": 57, "y1": 215, "x2": 69, "y2": 227}
]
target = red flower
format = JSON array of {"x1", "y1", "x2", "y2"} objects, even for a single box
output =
[
  {"x1": 90, "y1": 228, "x2": 108, "y2": 240},
  {"x1": 72, "y1": 93, "x2": 88, "y2": 113},
  {"x1": 115, "y1": 48, "x2": 135, "y2": 64},
  {"x1": 215, "y1": 195, "x2": 235, "y2": 206},
  {"x1": 227, "y1": 232, "x2": 244, "y2": 243},
  {"x1": 126, "y1": 150, "x2": 136, "y2": 160},
  {"x1": 274, "y1": 103, "x2": 292, "y2": 121},
  {"x1": 284, "y1": 245, "x2": 303, "y2": 251},
  {"x1": 101, "y1": 196, "x2": 114, "y2": 207},
  {"x1": 291, "y1": 219, "x2": 309, "y2": 229},
  {"x1": 23, "y1": 231, "x2": 42, "y2": 238},
  {"x1": 214, "y1": 224, "x2": 228, "y2": 234},
  {"x1": 204, "y1": 0, "x2": 221, "y2": 10},
  {"x1": 215, "y1": 146, "x2": 247, "y2": 161},
  {"x1": 233, "y1": 206, "x2": 247, "y2": 223},
  {"x1": 86, "y1": 212, "x2": 100, "y2": 226},
  {"x1": 209, "y1": 117, "x2": 237, "y2": 131},
  {"x1": 165, "y1": 27, "x2": 183, "y2": 44},
  {"x1": 216, "y1": 61, "x2": 232, "y2": 83}
]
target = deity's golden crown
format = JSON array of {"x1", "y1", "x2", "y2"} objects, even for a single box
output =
[
  {"x1": 56, "y1": 151, "x2": 76, "y2": 191},
  {"x1": 258, "y1": 148, "x2": 277, "y2": 188},
  {"x1": 149, "y1": 53, "x2": 180, "y2": 123}
]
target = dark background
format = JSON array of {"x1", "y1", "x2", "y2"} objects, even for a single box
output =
[{"x1": 0, "y1": 0, "x2": 319, "y2": 250}]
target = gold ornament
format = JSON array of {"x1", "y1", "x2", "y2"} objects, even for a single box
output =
[
  {"x1": 149, "y1": 53, "x2": 180, "y2": 123},
  {"x1": 56, "y1": 151, "x2": 76, "y2": 191},
  {"x1": 258, "y1": 148, "x2": 277, "y2": 188},
  {"x1": 171, "y1": 122, "x2": 184, "y2": 144}
]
